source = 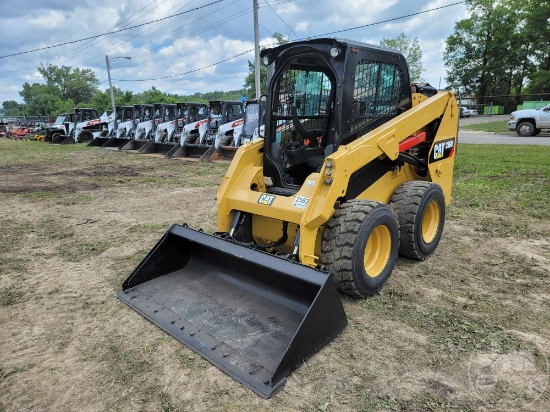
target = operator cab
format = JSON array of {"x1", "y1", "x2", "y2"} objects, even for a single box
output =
[
  {"x1": 267, "y1": 54, "x2": 336, "y2": 187},
  {"x1": 262, "y1": 38, "x2": 410, "y2": 191}
]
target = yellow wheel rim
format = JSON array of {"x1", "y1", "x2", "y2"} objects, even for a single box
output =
[
  {"x1": 422, "y1": 200, "x2": 441, "y2": 244},
  {"x1": 363, "y1": 225, "x2": 392, "y2": 278}
]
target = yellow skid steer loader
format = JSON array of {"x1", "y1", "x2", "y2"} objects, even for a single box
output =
[{"x1": 119, "y1": 38, "x2": 459, "y2": 398}]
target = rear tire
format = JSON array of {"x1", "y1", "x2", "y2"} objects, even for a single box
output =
[
  {"x1": 390, "y1": 181, "x2": 445, "y2": 260},
  {"x1": 78, "y1": 131, "x2": 93, "y2": 143},
  {"x1": 516, "y1": 121, "x2": 535, "y2": 137},
  {"x1": 321, "y1": 200, "x2": 400, "y2": 298}
]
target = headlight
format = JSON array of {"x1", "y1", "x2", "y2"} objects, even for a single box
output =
[
  {"x1": 329, "y1": 47, "x2": 341, "y2": 58},
  {"x1": 262, "y1": 55, "x2": 269, "y2": 66},
  {"x1": 510, "y1": 115, "x2": 515, "y2": 120}
]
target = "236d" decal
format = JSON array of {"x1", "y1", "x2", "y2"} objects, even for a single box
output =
[{"x1": 430, "y1": 138, "x2": 455, "y2": 163}]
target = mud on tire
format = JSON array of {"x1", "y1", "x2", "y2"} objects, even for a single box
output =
[
  {"x1": 321, "y1": 200, "x2": 400, "y2": 298},
  {"x1": 390, "y1": 181, "x2": 445, "y2": 260}
]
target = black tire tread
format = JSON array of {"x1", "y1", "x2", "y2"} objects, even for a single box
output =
[
  {"x1": 321, "y1": 200, "x2": 398, "y2": 298},
  {"x1": 516, "y1": 121, "x2": 535, "y2": 137},
  {"x1": 391, "y1": 181, "x2": 443, "y2": 260}
]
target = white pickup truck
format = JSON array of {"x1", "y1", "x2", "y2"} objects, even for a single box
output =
[{"x1": 508, "y1": 104, "x2": 550, "y2": 136}]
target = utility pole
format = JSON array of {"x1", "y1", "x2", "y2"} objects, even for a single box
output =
[
  {"x1": 253, "y1": 0, "x2": 261, "y2": 99},
  {"x1": 105, "y1": 55, "x2": 131, "y2": 129},
  {"x1": 105, "y1": 55, "x2": 116, "y2": 115}
]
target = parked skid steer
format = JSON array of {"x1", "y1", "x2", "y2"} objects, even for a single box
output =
[
  {"x1": 45, "y1": 112, "x2": 75, "y2": 142},
  {"x1": 101, "y1": 105, "x2": 138, "y2": 148},
  {"x1": 87, "y1": 109, "x2": 116, "y2": 147},
  {"x1": 164, "y1": 102, "x2": 208, "y2": 157},
  {"x1": 170, "y1": 100, "x2": 243, "y2": 160},
  {"x1": 119, "y1": 38, "x2": 459, "y2": 398},
  {"x1": 119, "y1": 104, "x2": 161, "y2": 151},
  {"x1": 212, "y1": 99, "x2": 264, "y2": 160},
  {"x1": 51, "y1": 108, "x2": 104, "y2": 144}
]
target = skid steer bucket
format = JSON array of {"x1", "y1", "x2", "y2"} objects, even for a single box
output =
[
  {"x1": 169, "y1": 143, "x2": 212, "y2": 158},
  {"x1": 87, "y1": 137, "x2": 110, "y2": 147},
  {"x1": 138, "y1": 141, "x2": 177, "y2": 155},
  {"x1": 118, "y1": 225, "x2": 347, "y2": 398},
  {"x1": 101, "y1": 137, "x2": 131, "y2": 149},
  {"x1": 119, "y1": 139, "x2": 150, "y2": 151},
  {"x1": 49, "y1": 134, "x2": 69, "y2": 144},
  {"x1": 165, "y1": 143, "x2": 181, "y2": 157},
  {"x1": 59, "y1": 135, "x2": 75, "y2": 144}
]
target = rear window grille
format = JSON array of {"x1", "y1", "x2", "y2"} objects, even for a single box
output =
[{"x1": 351, "y1": 60, "x2": 404, "y2": 135}]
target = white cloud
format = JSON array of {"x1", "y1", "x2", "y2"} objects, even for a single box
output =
[
  {"x1": 0, "y1": 0, "x2": 468, "y2": 105},
  {"x1": 295, "y1": 22, "x2": 308, "y2": 32}
]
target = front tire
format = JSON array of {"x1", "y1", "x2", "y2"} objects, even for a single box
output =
[
  {"x1": 321, "y1": 200, "x2": 400, "y2": 298},
  {"x1": 78, "y1": 131, "x2": 93, "y2": 143},
  {"x1": 516, "y1": 121, "x2": 535, "y2": 137},
  {"x1": 390, "y1": 181, "x2": 445, "y2": 260}
]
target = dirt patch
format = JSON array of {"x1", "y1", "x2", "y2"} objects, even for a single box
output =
[
  {"x1": 48, "y1": 165, "x2": 145, "y2": 177},
  {"x1": 0, "y1": 143, "x2": 548, "y2": 411}
]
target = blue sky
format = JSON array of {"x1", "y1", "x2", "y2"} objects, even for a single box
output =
[{"x1": 0, "y1": 0, "x2": 468, "y2": 104}]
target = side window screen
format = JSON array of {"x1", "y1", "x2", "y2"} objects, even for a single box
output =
[
  {"x1": 351, "y1": 59, "x2": 403, "y2": 135},
  {"x1": 276, "y1": 69, "x2": 331, "y2": 117}
]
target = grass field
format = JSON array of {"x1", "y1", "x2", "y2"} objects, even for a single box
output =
[
  {"x1": 460, "y1": 120, "x2": 511, "y2": 133},
  {"x1": 0, "y1": 139, "x2": 549, "y2": 411}
]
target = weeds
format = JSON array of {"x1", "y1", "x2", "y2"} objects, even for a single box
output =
[
  {"x1": 0, "y1": 287, "x2": 24, "y2": 306},
  {"x1": 59, "y1": 240, "x2": 111, "y2": 262}
]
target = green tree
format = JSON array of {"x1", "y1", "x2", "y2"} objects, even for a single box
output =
[
  {"x1": 90, "y1": 87, "x2": 135, "y2": 113},
  {"x1": 244, "y1": 33, "x2": 288, "y2": 98},
  {"x1": 133, "y1": 86, "x2": 178, "y2": 104},
  {"x1": 37, "y1": 63, "x2": 99, "y2": 104},
  {"x1": 525, "y1": 71, "x2": 550, "y2": 95},
  {"x1": 380, "y1": 33, "x2": 424, "y2": 82},
  {"x1": 443, "y1": 0, "x2": 548, "y2": 106},
  {"x1": 19, "y1": 82, "x2": 72, "y2": 117},
  {"x1": 1, "y1": 100, "x2": 24, "y2": 116},
  {"x1": 17, "y1": 63, "x2": 100, "y2": 116}
]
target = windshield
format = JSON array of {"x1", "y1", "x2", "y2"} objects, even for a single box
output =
[
  {"x1": 122, "y1": 108, "x2": 133, "y2": 121},
  {"x1": 54, "y1": 115, "x2": 67, "y2": 125},
  {"x1": 210, "y1": 104, "x2": 222, "y2": 117},
  {"x1": 164, "y1": 106, "x2": 175, "y2": 121},
  {"x1": 271, "y1": 67, "x2": 333, "y2": 169},
  {"x1": 224, "y1": 104, "x2": 243, "y2": 122},
  {"x1": 243, "y1": 103, "x2": 260, "y2": 137}
]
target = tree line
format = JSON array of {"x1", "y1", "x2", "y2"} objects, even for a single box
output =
[
  {"x1": 444, "y1": 0, "x2": 550, "y2": 110},
  {"x1": 3, "y1": 32, "x2": 425, "y2": 120},
  {"x1": 2, "y1": 63, "x2": 246, "y2": 119},
  {"x1": 4, "y1": 1, "x2": 547, "y2": 120}
]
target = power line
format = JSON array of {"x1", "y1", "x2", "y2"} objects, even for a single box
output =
[
  {"x1": 109, "y1": 0, "x2": 465, "y2": 83},
  {"x1": 0, "y1": 0, "x2": 224, "y2": 59},
  {"x1": 107, "y1": 0, "x2": 292, "y2": 71},
  {"x1": 83, "y1": 0, "x2": 204, "y2": 70},
  {"x1": 114, "y1": 49, "x2": 254, "y2": 81},
  {"x1": 108, "y1": 0, "x2": 293, "y2": 69},
  {"x1": 263, "y1": 0, "x2": 298, "y2": 39},
  {"x1": 311, "y1": 1, "x2": 465, "y2": 38},
  {"x1": 61, "y1": 0, "x2": 162, "y2": 60},
  {"x1": 2, "y1": 0, "x2": 161, "y2": 74},
  {"x1": 107, "y1": 0, "x2": 244, "y2": 70}
]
